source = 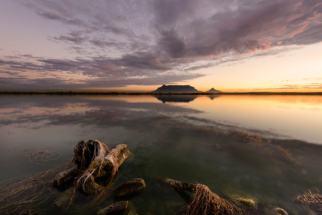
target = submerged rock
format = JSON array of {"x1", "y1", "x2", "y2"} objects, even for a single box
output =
[
  {"x1": 222, "y1": 186, "x2": 258, "y2": 208},
  {"x1": 113, "y1": 178, "x2": 146, "y2": 197},
  {"x1": 274, "y1": 207, "x2": 288, "y2": 215},
  {"x1": 98, "y1": 201, "x2": 128, "y2": 215},
  {"x1": 235, "y1": 197, "x2": 256, "y2": 207}
]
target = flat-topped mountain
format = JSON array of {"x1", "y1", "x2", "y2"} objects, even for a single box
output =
[
  {"x1": 153, "y1": 85, "x2": 200, "y2": 93},
  {"x1": 207, "y1": 88, "x2": 222, "y2": 93}
]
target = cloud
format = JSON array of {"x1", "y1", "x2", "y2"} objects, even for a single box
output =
[
  {"x1": 2, "y1": 0, "x2": 322, "y2": 90},
  {"x1": 253, "y1": 82, "x2": 322, "y2": 90},
  {"x1": 0, "y1": 71, "x2": 20, "y2": 76},
  {"x1": 0, "y1": 73, "x2": 205, "y2": 90},
  {"x1": 52, "y1": 32, "x2": 87, "y2": 45},
  {"x1": 37, "y1": 10, "x2": 86, "y2": 27}
]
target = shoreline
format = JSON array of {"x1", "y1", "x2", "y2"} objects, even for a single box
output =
[{"x1": 1, "y1": 91, "x2": 322, "y2": 95}]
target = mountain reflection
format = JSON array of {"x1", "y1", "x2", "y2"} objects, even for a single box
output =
[
  {"x1": 207, "y1": 95, "x2": 221, "y2": 100},
  {"x1": 154, "y1": 95, "x2": 198, "y2": 103}
]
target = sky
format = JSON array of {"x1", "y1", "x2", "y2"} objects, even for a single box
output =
[{"x1": 0, "y1": 0, "x2": 322, "y2": 92}]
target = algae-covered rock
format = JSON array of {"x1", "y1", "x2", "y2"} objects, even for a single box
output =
[
  {"x1": 274, "y1": 207, "x2": 288, "y2": 215},
  {"x1": 235, "y1": 197, "x2": 255, "y2": 207},
  {"x1": 113, "y1": 178, "x2": 146, "y2": 197},
  {"x1": 222, "y1": 186, "x2": 258, "y2": 208},
  {"x1": 97, "y1": 201, "x2": 128, "y2": 215}
]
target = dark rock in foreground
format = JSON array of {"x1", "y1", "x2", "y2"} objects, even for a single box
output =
[
  {"x1": 113, "y1": 178, "x2": 146, "y2": 197},
  {"x1": 274, "y1": 208, "x2": 288, "y2": 215},
  {"x1": 153, "y1": 85, "x2": 200, "y2": 93},
  {"x1": 98, "y1": 201, "x2": 128, "y2": 215}
]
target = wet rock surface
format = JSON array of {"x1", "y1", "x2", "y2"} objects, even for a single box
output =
[
  {"x1": 98, "y1": 201, "x2": 129, "y2": 215},
  {"x1": 274, "y1": 207, "x2": 288, "y2": 215},
  {"x1": 235, "y1": 197, "x2": 256, "y2": 207},
  {"x1": 113, "y1": 178, "x2": 146, "y2": 197}
]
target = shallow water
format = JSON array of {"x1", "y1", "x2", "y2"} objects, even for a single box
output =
[{"x1": 0, "y1": 95, "x2": 322, "y2": 214}]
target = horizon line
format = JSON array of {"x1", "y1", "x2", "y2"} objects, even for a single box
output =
[{"x1": 1, "y1": 91, "x2": 322, "y2": 95}]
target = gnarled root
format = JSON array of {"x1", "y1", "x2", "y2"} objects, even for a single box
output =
[
  {"x1": 163, "y1": 178, "x2": 249, "y2": 215},
  {"x1": 162, "y1": 178, "x2": 195, "y2": 192},
  {"x1": 75, "y1": 142, "x2": 130, "y2": 195},
  {"x1": 53, "y1": 140, "x2": 130, "y2": 196}
]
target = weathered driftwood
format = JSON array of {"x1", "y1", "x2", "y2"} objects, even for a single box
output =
[
  {"x1": 113, "y1": 178, "x2": 146, "y2": 197},
  {"x1": 97, "y1": 201, "x2": 128, "y2": 215},
  {"x1": 77, "y1": 143, "x2": 130, "y2": 195},
  {"x1": 52, "y1": 140, "x2": 130, "y2": 195}
]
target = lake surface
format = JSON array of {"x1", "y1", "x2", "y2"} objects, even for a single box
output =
[{"x1": 1, "y1": 95, "x2": 322, "y2": 214}]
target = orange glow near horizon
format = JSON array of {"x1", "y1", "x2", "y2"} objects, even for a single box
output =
[{"x1": 72, "y1": 43, "x2": 322, "y2": 93}]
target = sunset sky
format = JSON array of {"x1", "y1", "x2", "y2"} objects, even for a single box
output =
[{"x1": 0, "y1": 0, "x2": 322, "y2": 92}]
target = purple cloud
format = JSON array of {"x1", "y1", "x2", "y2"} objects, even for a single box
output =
[{"x1": 1, "y1": 0, "x2": 322, "y2": 90}]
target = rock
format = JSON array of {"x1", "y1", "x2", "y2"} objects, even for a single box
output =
[
  {"x1": 113, "y1": 178, "x2": 146, "y2": 197},
  {"x1": 222, "y1": 186, "x2": 258, "y2": 208},
  {"x1": 235, "y1": 197, "x2": 256, "y2": 207},
  {"x1": 274, "y1": 208, "x2": 288, "y2": 215},
  {"x1": 97, "y1": 201, "x2": 128, "y2": 215}
]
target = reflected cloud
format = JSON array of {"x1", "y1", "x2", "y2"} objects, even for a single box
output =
[{"x1": 1, "y1": 95, "x2": 321, "y2": 144}]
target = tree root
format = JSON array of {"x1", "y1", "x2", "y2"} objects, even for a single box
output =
[
  {"x1": 162, "y1": 178, "x2": 249, "y2": 215},
  {"x1": 52, "y1": 140, "x2": 130, "y2": 195}
]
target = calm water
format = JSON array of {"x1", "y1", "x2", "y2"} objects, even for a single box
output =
[{"x1": 1, "y1": 95, "x2": 322, "y2": 214}]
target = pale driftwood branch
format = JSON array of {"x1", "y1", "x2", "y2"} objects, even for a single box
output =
[
  {"x1": 77, "y1": 143, "x2": 130, "y2": 194},
  {"x1": 53, "y1": 140, "x2": 130, "y2": 195}
]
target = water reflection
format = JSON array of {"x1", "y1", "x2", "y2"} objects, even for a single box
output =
[
  {"x1": 0, "y1": 95, "x2": 322, "y2": 215},
  {"x1": 154, "y1": 95, "x2": 198, "y2": 103},
  {"x1": 207, "y1": 95, "x2": 221, "y2": 100}
]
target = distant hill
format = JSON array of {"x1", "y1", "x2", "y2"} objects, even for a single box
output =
[
  {"x1": 207, "y1": 88, "x2": 222, "y2": 93},
  {"x1": 153, "y1": 85, "x2": 201, "y2": 93}
]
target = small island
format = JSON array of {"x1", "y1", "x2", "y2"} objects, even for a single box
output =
[{"x1": 152, "y1": 85, "x2": 201, "y2": 93}]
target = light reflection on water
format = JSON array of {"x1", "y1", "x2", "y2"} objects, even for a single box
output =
[{"x1": 0, "y1": 95, "x2": 322, "y2": 214}]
